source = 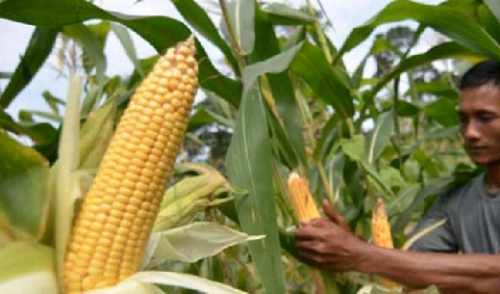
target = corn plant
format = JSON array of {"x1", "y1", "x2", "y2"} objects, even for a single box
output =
[{"x1": 3, "y1": 0, "x2": 500, "y2": 293}]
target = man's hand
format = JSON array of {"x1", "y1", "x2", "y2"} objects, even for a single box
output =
[
  {"x1": 296, "y1": 201, "x2": 500, "y2": 293},
  {"x1": 295, "y1": 200, "x2": 368, "y2": 272}
]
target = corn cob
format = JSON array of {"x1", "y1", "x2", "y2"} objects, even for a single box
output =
[
  {"x1": 371, "y1": 198, "x2": 399, "y2": 289},
  {"x1": 63, "y1": 35, "x2": 198, "y2": 293},
  {"x1": 287, "y1": 172, "x2": 320, "y2": 222},
  {"x1": 287, "y1": 173, "x2": 331, "y2": 293}
]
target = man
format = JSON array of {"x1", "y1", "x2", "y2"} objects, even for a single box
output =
[{"x1": 295, "y1": 60, "x2": 500, "y2": 293}]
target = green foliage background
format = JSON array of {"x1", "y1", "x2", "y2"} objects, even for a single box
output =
[{"x1": 1, "y1": 0, "x2": 497, "y2": 293}]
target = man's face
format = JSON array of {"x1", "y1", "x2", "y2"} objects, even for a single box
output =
[{"x1": 459, "y1": 83, "x2": 500, "y2": 166}]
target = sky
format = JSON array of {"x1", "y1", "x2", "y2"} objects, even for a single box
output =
[{"x1": 0, "y1": 0, "x2": 443, "y2": 120}]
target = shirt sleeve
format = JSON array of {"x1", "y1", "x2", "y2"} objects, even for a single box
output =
[{"x1": 408, "y1": 191, "x2": 458, "y2": 253}]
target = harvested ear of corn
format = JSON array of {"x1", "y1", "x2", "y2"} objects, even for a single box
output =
[
  {"x1": 371, "y1": 198, "x2": 399, "y2": 289},
  {"x1": 288, "y1": 173, "x2": 335, "y2": 293},
  {"x1": 63, "y1": 35, "x2": 198, "y2": 293},
  {"x1": 287, "y1": 172, "x2": 320, "y2": 222}
]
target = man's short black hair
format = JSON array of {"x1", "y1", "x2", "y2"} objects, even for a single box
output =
[{"x1": 459, "y1": 59, "x2": 500, "y2": 91}]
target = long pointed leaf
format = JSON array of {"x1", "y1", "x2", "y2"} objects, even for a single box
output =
[
  {"x1": 226, "y1": 86, "x2": 285, "y2": 294},
  {"x1": 19, "y1": 110, "x2": 62, "y2": 123},
  {"x1": 245, "y1": 42, "x2": 308, "y2": 167},
  {"x1": 313, "y1": 113, "x2": 341, "y2": 161},
  {"x1": 171, "y1": 0, "x2": 239, "y2": 74},
  {"x1": 477, "y1": 3, "x2": 500, "y2": 45},
  {"x1": 187, "y1": 108, "x2": 234, "y2": 131},
  {"x1": 250, "y1": 7, "x2": 308, "y2": 168},
  {"x1": 336, "y1": 0, "x2": 500, "y2": 62},
  {"x1": 367, "y1": 111, "x2": 393, "y2": 164},
  {"x1": 110, "y1": 23, "x2": 144, "y2": 77},
  {"x1": 124, "y1": 271, "x2": 247, "y2": 294},
  {"x1": 148, "y1": 222, "x2": 262, "y2": 263},
  {"x1": 42, "y1": 91, "x2": 65, "y2": 115},
  {"x1": 407, "y1": 80, "x2": 459, "y2": 100},
  {"x1": 0, "y1": 27, "x2": 57, "y2": 109},
  {"x1": 484, "y1": 0, "x2": 500, "y2": 24},
  {"x1": 262, "y1": 3, "x2": 316, "y2": 25},
  {"x1": 393, "y1": 177, "x2": 453, "y2": 233},
  {"x1": 228, "y1": 0, "x2": 255, "y2": 55},
  {"x1": 291, "y1": 42, "x2": 354, "y2": 118},
  {"x1": 371, "y1": 42, "x2": 483, "y2": 99},
  {"x1": 0, "y1": 0, "x2": 242, "y2": 106},
  {"x1": 0, "y1": 72, "x2": 13, "y2": 79},
  {"x1": 242, "y1": 43, "x2": 303, "y2": 94},
  {"x1": 0, "y1": 109, "x2": 56, "y2": 145}
]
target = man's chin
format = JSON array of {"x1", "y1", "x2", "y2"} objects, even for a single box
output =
[
  {"x1": 471, "y1": 156, "x2": 500, "y2": 167},
  {"x1": 470, "y1": 157, "x2": 488, "y2": 166}
]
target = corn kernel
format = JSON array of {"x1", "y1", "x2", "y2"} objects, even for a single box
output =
[{"x1": 63, "y1": 35, "x2": 198, "y2": 292}]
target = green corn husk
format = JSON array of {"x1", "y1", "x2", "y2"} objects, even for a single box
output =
[{"x1": 153, "y1": 173, "x2": 231, "y2": 232}]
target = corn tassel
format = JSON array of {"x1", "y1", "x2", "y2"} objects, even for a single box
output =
[
  {"x1": 63, "y1": 35, "x2": 198, "y2": 293},
  {"x1": 287, "y1": 172, "x2": 320, "y2": 222},
  {"x1": 371, "y1": 198, "x2": 399, "y2": 289}
]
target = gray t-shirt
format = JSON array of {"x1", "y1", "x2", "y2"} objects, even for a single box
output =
[{"x1": 410, "y1": 173, "x2": 500, "y2": 253}]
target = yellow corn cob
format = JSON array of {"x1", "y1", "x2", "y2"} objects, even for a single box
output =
[
  {"x1": 287, "y1": 172, "x2": 320, "y2": 222},
  {"x1": 287, "y1": 173, "x2": 327, "y2": 292},
  {"x1": 371, "y1": 198, "x2": 399, "y2": 289},
  {"x1": 63, "y1": 35, "x2": 198, "y2": 293},
  {"x1": 372, "y1": 198, "x2": 393, "y2": 249}
]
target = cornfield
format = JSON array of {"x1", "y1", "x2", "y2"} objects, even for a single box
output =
[{"x1": 0, "y1": 0, "x2": 495, "y2": 293}]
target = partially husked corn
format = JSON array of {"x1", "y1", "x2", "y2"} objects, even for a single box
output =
[
  {"x1": 287, "y1": 172, "x2": 320, "y2": 222},
  {"x1": 63, "y1": 36, "x2": 198, "y2": 293},
  {"x1": 371, "y1": 198, "x2": 398, "y2": 289},
  {"x1": 371, "y1": 198, "x2": 393, "y2": 249}
]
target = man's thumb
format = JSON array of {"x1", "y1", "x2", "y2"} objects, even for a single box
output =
[{"x1": 322, "y1": 199, "x2": 349, "y2": 231}]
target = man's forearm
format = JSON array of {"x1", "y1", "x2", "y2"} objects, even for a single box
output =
[{"x1": 356, "y1": 245, "x2": 500, "y2": 293}]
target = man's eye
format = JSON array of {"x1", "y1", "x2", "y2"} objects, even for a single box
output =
[{"x1": 477, "y1": 114, "x2": 494, "y2": 123}]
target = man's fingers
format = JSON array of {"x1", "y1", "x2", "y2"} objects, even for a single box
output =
[
  {"x1": 301, "y1": 218, "x2": 333, "y2": 229},
  {"x1": 295, "y1": 226, "x2": 324, "y2": 240},
  {"x1": 322, "y1": 199, "x2": 349, "y2": 231},
  {"x1": 295, "y1": 239, "x2": 317, "y2": 251},
  {"x1": 296, "y1": 248, "x2": 321, "y2": 266},
  {"x1": 322, "y1": 199, "x2": 340, "y2": 222},
  {"x1": 300, "y1": 218, "x2": 323, "y2": 227}
]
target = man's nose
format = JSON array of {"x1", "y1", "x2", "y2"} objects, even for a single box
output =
[{"x1": 463, "y1": 121, "x2": 480, "y2": 141}]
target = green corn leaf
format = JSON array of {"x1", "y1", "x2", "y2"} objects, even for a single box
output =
[
  {"x1": 0, "y1": 132, "x2": 50, "y2": 241},
  {"x1": 262, "y1": 3, "x2": 316, "y2": 25},
  {"x1": 0, "y1": 27, "x2": 57, "y2": 109},
  {"x1": 110, "y1": 23, "x2": 144, "y2": 78},
  {"x1": 171, "y1": 0, "x2": 239, "y2": 74},
  {"x1": 227, "y1": 0, "x2": 255, "y2": 55},
  {"x1": 226, "y1": 85, "x2": 286, "y2": 294},
  {"x1": 0, "y1": 242, "x2": 57, "y2": 293},
  {"x1": 336, "y1": 0, "x2": 500, "y2": 62},
  {"x1": 147, "y1": 222, "x2": 262, "y2": 264},
  {"x1": 0, "y1": 0, "x2": 242, "y2": 106}
]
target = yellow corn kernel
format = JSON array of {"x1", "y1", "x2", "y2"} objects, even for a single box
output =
[
  {"x1": 371, "y1": 198, "x2": 399, "y2": 289},
  {"x1": 287, "y1": 172, "x2": 321, "y2": 222},
  {"x1": 63, "y1": 35, "x2": 198, "y2": 293},
  {"x1": 371, "y1": 198, "x2": 393, "y2": 249}
]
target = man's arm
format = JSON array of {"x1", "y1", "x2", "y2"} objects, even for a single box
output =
[
  {"x1": 295, "y1": 201, "x2": 500, "y2": 294},
  {"x1": 358, "y1": 242, "x2": 500, "y2": 293}
]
